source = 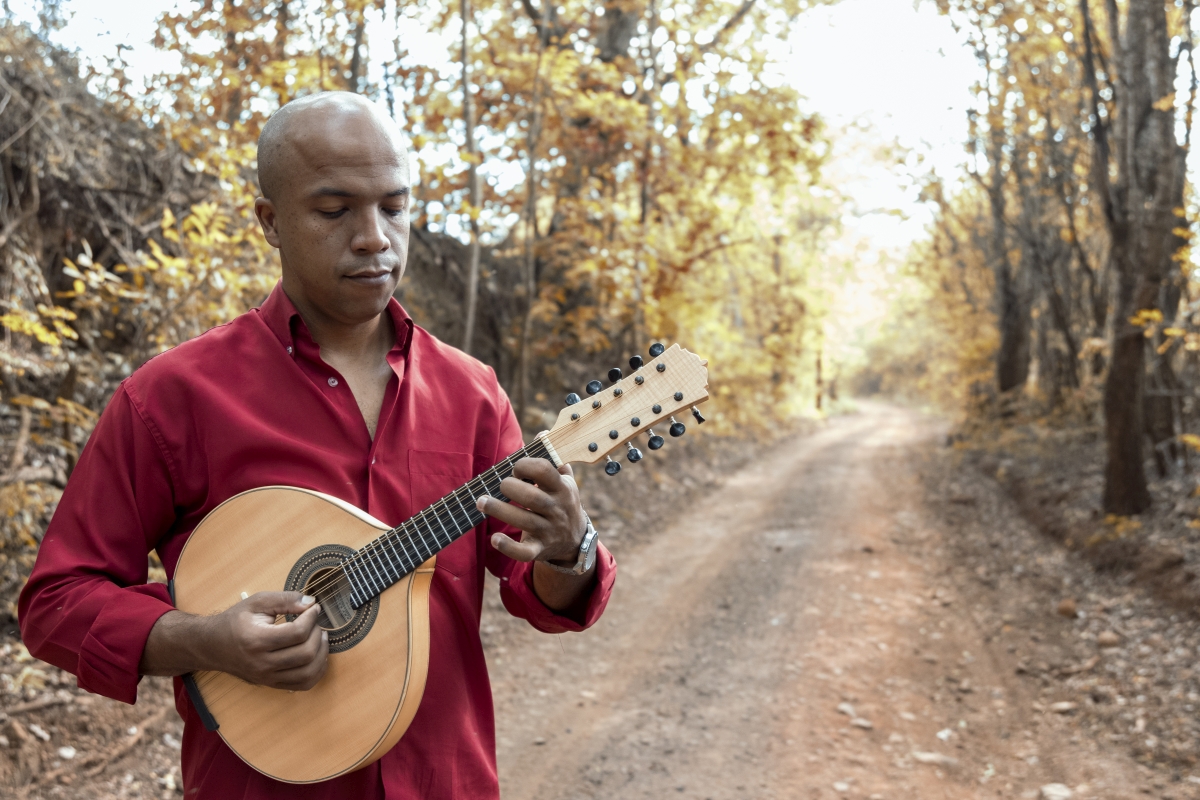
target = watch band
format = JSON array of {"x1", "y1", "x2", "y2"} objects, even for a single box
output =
[{"x1": 542, "y1": 515, "x2": 598, "y2": 575}]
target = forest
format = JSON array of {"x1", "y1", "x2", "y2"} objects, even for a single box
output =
[{"x1": 3, "y1": 0, "x2": 1200, "y2": 797}]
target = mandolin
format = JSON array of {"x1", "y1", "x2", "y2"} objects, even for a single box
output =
[{"x1": 169, "y1": 343, "x2": 709, "y2": 783}]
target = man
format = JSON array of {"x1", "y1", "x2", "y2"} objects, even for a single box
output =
[{"x1": 18, "y1": 92, "x2": 615, "y2": 798}]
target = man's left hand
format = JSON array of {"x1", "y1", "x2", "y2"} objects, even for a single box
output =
[{"x1": 475, "y1": 456, "x2": 587, "y2": 566}]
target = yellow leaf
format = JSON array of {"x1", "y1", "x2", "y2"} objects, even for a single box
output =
[{"x1": 1153, "y1": 93, "x2": 1176, "y2": 112}]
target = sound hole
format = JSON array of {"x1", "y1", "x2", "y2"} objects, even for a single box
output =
[
  {"x1": 306, "y1": 567, "x2": 355, "y2": 631},
  {"x1": 283, "y1": 544, "x2": 378, "y2": 654}
]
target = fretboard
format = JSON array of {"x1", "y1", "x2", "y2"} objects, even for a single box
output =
[{"x1": 343, "y1": 437, "x2": 554, "y2": 609}]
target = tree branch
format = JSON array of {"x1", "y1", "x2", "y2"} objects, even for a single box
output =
[{"x1": 698, "y1": 0, "x2": 758, "y2": 55}]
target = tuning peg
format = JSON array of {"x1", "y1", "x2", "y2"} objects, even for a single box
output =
[
  {"x1": 628, "y1": 354, "x2": 643, "y2": 370},
  {"x1": 565, "y1": 393, "x2": 581, "y2": 406},
  {"x1": 604, "y1": 456, "x2": 621, "y2": 476},
  {"x1": 626, "y1": 442, "x2": 643, "y2": 462},
  {"x1": 669, "y1": 417, "x2": 686, "y2": 437},
  {"x1": 646, "y1": 430, "x2": 665, "y2": 450},
  {"x1": 608, "y1": 367, "x2": 622, "y2": 383},
  {"x1": 649, "y1": 342, "x2": 665, "y2": 357},
  {"x1": 585, "y1": 379, "x2": 603, "y2": 396},
  {"x1": 691, "y1": 407, "x2": 706, "y2": 424}
]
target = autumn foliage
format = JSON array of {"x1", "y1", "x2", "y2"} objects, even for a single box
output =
[{"x1": 0, "y1": 1, "x2": 840, "y2": 616}]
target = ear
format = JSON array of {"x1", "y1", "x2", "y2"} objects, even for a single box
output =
[{"x1": 254, "y1": 197, "x2": 282, "y2": 249}]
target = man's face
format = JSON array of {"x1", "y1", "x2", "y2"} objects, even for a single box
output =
[{"x1": 255, "y1": 106, "x2": 411, "y2": 328}]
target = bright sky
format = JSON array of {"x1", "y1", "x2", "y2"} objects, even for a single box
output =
[
  {"x1": 14, "y1": 0, "x2": 980, "y2": 253},
  {"x1": 786, "y1": 0, "x2": 980, "y2": 255}
]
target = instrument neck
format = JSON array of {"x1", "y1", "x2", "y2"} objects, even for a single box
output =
[{"x1": 343, "y1": 435, "x2": 557, "y2": 608}]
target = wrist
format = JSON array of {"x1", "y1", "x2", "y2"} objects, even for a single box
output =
[
  {"x1": 142, "y1": 610, "x2": 219, "y2": 676},
  {"x1": 543, "y1": 514, "x2": 598, "y2": 576}
]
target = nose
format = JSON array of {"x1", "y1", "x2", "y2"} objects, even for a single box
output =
[{"x1": 351, "y1": 208, "x2": 390, "y2": 255}]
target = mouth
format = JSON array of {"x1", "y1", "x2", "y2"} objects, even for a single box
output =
[{"x1": 343, "y1": 269, "x2": 396, "y2": 286}]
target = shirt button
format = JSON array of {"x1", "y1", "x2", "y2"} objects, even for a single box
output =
[
  {"x1": 328, "y1": 377, "x2": 339, "y2": 387},
  {"x1": 286, "y1": 346, "x2": 293, "y2": 355}
]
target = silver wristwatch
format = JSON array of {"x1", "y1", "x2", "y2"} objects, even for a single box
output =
[{"x1": 543, "y1": 515, "x2": 599, "y2": 575}]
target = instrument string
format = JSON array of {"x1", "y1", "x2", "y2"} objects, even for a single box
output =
[{"x1": 297, "y1": 439, "x2": 551, "y2": 602}]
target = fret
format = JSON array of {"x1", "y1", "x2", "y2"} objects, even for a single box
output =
[
  {"x1": 417, "y1": 510, "x2": 446, "y2": 546},
  {"x1": 458, "y1": 494, "x2": 482, "y2": 532},
  {"x1": 448, "y1": 494, "x2": 475, "y2": 532},
  {"x1": 431, "y1": 506, "x2": 454, "y2": 543},
  {"x1": 398, "y1": 526, "x2": 426, "y2": 567},
  {"x1": 470, "y1": 475, "x2": 492, "y2": 502},
  {"x1": 345, "y1": 441, "x2": 556, "y2": 607},
  {"x1": 375, "y1": 538, "x2": 401, "y2": 580},
  {"x1": 412, "y1": 510, "x2": 436, "y2": 548},
  {"x1": 383, "y1": 532, "x2": 413, "y2": 574},
  {"x1": 412, "y1": 513, "x2": 436, "y2": 554},
  {"x1": 342, "y1": 564, "x2": 366, "y2": 607},
  {"x1": 479, "y1": 469, "x2": 505, "y2": 501},
  {"x1": 347, "y1": 562, "x2": 374, "y2": 607},
  {"x1": 372, "y1": 549, "x2": 395, "y2": 585},
  {"x1": 358, "y1": 554, "x2": 383, "y2": 596}
]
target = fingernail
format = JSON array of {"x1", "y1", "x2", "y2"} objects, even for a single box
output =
[
  {"x1": 321, "y1": 631, "x2": 328, "y2": 643},
  {"x1": 301, "y1": 595, "x2": 315, "y2": 605},
  {"x1": 476, "y1": 496, "x2": 487, "y2": 511}
]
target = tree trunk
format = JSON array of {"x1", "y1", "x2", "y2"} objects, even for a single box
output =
[
  {"x1": 815, "y1": 349, "x2": 823, "y2": 411},
  {"x1": 1096, "y1": 0, "x2": 1181, "y2": 514},
  {"x1": 995, "y1": 254, "x2": 1031, "y2": 392},
  {"x1": 984, "y1": 117, "x2": 1029, "y2": 393},
  {"x1": 460, "y1": 0, "x2": 482, "y2": 355},
  {"x1": 348, "y1": 14, "x2": 366, "y2": 93},
  {"x1": 514, "y1": 39, "x2": 545, "y2": 429},
  {"x1": 1104, "y1": 265, "x2": 1152, "y2": 511},
  {"x1": 276, "y1": 0, "x2": 290, "y2": 62}
]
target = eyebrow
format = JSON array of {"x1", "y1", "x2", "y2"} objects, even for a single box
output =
[{"x1": 310, "y1": 187, "x2": 411, "y2": 199}]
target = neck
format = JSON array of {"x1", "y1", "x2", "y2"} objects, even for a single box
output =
[
  {"x1": 281, "y1": 282, "x2": 394, "y2": 361},
  {"x1": 342, "y1": 435, "x2": 556, "y2": 609}
]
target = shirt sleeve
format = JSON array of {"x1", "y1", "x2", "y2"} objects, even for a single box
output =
[
  {"x1": 482, "y1": 398, "x2": 616, "y2": 634},
  {"x1": 17, "y1": 383, "x2": 178, "y2": 705}
]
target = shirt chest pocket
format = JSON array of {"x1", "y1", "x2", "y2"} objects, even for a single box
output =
[{"x1": 408, "y1": 450, "x2": 478, "y2": 578}]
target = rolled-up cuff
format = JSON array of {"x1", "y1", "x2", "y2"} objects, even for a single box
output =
[
  {"x1": 77, "y1": 583, "x2": 174, "y2": 704},
  {"x1": 500, "y1": 542, "x2": 616, "y2": 634}
]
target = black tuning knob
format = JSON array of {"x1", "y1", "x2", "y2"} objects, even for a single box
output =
[
  {"x1": 649, "y1": 342, "x2": 665, "y2": 357},
  {"x1": 626, "y1": 443, "x2": 643, "y2": 463},
  {"x1": 608, "y1": 367, "x2": 622, "y2": 383},
  {"x1": 565, "y1": 393, "x2": 581, "y2": 406},
  {"x1": 604, "y1": 456, "x2": 621, "y2": 476},
  {"x1": 647, "y1": 430, "x2": 665, "y2": 450},
  {"x1": 629, "y1": 354, "x2": 643, "y2": 370},
  {"x1": 691, "y1": 407, "x2": 706, "y2": 424},
  {"x1": 586, "y1": 380, "x2": 603, "y2": 396},
  {"x1": 669, "y1": 417, "x2": 686, "y2": 437}
]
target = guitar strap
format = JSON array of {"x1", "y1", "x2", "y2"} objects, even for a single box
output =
[{"x1": 167, "y1": 579, "x2": 221, "y2": 732}]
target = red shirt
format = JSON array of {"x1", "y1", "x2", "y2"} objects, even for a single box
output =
[{"x1": 18, "y1": 284, "x2": 616, "y2": 798}]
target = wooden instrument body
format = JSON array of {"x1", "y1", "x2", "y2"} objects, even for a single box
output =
[{"x1": 171, "y1": 486, "x2": 435, "y2": 784}]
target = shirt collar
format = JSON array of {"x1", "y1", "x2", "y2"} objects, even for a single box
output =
[{"x1": 258, "y1": 281, "x2": 414, "y2": 356}]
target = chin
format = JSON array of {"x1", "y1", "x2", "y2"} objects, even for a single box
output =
[{"x1": 340, "y1": 278, "x2": 398, "y2": 317}]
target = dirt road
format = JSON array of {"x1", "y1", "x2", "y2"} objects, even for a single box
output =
[
  {"x1": 4, "y1": 403, "x2": 1195, "y2": 798},
  {"x1": 484, "y1": 404, "x2": 1173, "y2": 800}
]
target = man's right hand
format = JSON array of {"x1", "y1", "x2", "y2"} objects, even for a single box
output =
[{"x1": 140, "y1": 591, "x2": 329, "y2": 691}]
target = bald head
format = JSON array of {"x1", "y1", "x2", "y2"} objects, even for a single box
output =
[{"x1": 257, "y1": 92, "x2": 408, "y2": 201}]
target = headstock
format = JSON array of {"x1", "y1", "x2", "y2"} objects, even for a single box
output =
[{"x1": 542, "y1": 344, "x2": 709, "y2": 471}]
